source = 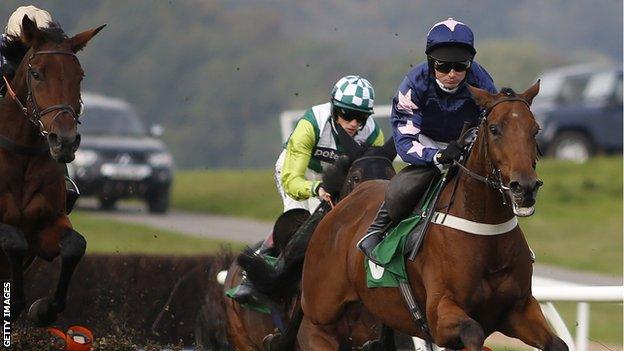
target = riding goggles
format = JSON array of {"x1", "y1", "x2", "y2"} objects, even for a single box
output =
[
  {"x1": 335, "y1": 107, "x2": 370, "y2": 125},
  {"x1": 433, "y1": 59, "x2": 471, "y2": 74}
]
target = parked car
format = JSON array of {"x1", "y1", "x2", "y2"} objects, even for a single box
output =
[
  {"x1": 68, "y1": 92, "x2": 174, "y2": 213},
  {"x1": 532, "y1": 64, "x2": 623, "y2": 162}
]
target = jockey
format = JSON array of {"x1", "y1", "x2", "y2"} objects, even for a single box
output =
[
  {"x1": 231, "y1": 75, "x2": 384, "y2": 303},
  {"x1": 276, "y1": 74, "x2": 384, "y2": 213},
  {"x1": 0, "y1": 6, "x2": 80, "y2": 214},
  {"x1": 357, "y1": 18, "x2": 498, "y2": 264},
  {"x1": 1, "y1": 5, "x2": 53, "y2": 96}
]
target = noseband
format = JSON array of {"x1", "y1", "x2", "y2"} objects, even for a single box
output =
[{"x1": 3, "y1": 50, "x2": 80, "y2": 137}]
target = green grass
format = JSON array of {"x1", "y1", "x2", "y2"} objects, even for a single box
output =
[
  {"x1": 519, "y1": 157, "x2": 623, "y2": 276},
  {"x1": 70, "y1": 211, "x2": 242, "y2": 255},
  {"x1": 553, "y1": 302, "x2": 623, "y2": 346},
  {"x1": 172, "y1": 169, "x2": 282, "y2": 220}
]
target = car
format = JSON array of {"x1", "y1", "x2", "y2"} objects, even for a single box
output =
[
  {"x1": 68, "y1": 92, "x2": 174, "y2": 213},
  {"x1": 532, "y1": 64, "x2": 623, "y2": 162}
]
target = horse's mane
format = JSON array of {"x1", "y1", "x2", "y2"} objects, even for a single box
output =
[
  {"x1": 1, "y1": 23, "x2": 67, "y2": 67},
  {"x1": 499, "y1": 87, "x2": 517, "y2": 96}
]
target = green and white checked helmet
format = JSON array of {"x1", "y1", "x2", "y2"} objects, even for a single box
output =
[{"x1": 331, "y1": 75, "x2": 375, "y2": 114}]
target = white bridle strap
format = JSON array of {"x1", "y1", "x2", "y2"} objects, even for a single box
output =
[{"x1": 431, "y1": 211, "x2": 518, "y2": 235}]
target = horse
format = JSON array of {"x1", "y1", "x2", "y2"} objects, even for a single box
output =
[
  {"x1": 0, "y1": 16, "x2": 104, "y2": 326},
  {"x1": 215, "y1": 137, "x2": 399, "y2": 350},
  {"x1": 298, "y1": 82, "x2": 569, "y2": 351}
]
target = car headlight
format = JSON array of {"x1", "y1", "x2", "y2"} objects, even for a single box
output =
[
  {"x1": 148, "y1": 152, "x2": 173, "y2": 167},
  {"x1": 73, "y1": 149, "x2": 98, "y2": 167}
]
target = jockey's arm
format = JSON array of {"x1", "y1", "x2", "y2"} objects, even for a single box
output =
[
  {"x1": 366, "y1": 120, "x2": 385, "y2": 147},
  {"x1": 281, "y1": 119, "x2": 321, "y2": 201},
  {"x1": 392, "y1": 77, "x2": 440, "y2": 165}
]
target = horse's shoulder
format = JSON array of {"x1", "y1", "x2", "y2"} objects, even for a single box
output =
[{"x1": 353, "y1": 179, "x2": 390, "y2": 194}]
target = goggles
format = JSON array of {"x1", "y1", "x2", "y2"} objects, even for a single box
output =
[
  {"x1": 335, "y1": 107, "x2": 370, "y2": 125},
  {"x1": 433, "y1": 59, "x2": 471, "y2": 74}
]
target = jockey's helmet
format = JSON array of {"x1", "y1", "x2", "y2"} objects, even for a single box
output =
[
  {"x1": 5, "y1": 5, "x2": 53, "y2": 37},
  {"x1": 331, "y1": 75, "x2": 375, "y2": 117},
  {"x1": 425, "y1": 18, "x2": 476, "y2": 62}
]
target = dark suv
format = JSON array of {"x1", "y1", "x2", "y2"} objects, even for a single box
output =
[
  {"x1": 68, "y1": 93, "x2": 174, "y2": 213},
  {"x1": 532, "y1": 64, "x2": 623, "y2": 162}
]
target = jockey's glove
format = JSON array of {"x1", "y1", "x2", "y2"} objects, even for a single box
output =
[{"x1": 435, "y1": 140, "x2": 463, "y2": 165}]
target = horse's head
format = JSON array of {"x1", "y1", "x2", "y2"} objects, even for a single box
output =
[
  {"x1": 323, "y1": 134, "x2": 397, "y2": 201},
  {"x1": 468, "y1": 82, "x2": 543, "y2": 216},
  {"x1": 11, "y1": 16, "x2": 104, "y2": 163}
]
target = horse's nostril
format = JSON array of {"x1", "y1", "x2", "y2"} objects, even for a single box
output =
[
  {"x1": 509, "y1": 181, "x2": 522, "y2": 193},
  {"x1": 47, "y1": 133, "x2": 61, "y2": 145},
  {"x1": 536, "y1": 179, "x2": 544, "y2": 188}
]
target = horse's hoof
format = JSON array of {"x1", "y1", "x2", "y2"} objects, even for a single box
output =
[
  {"x1": 362, "y1": 340, "x2": 383, "y2": 351},
  {"x1": 262, "y1": 332, "x2": 282, "y2": 351},
  {"x1": 27, "y1": 298, "x2": 58, "y2": 327}
]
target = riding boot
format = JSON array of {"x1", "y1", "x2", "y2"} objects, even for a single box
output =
[
  {"x1": 357, "y1": 201, "x2": 392, "y2": 266},
  {"x1": 231, "y1": 242, "x2": 274, "y2": 304},
  {"x1": 282, "y1": 201, "x2": 331, "y2": 267}
]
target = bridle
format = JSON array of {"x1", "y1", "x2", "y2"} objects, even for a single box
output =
[
  {"x1": 3, "y1": 50, "x2": 80, "y2": 137},
  {"x1": 452, "y1": 95, "x2": 538, "y2": 204}
]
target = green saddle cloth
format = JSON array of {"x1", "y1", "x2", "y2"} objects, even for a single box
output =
[
  {"x1": 225, "y1": 255, "x2": 278, "y2": 314},
  {"x1": 365, "y1": 178, "x2": 442, "y2": 288}
]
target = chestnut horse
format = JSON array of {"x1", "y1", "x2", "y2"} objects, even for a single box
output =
[
  {"x1": 300, "y1": 82, "x2": 568, "y2": 351},
  {"x1": 222, "y1": 139, "x2": 398, "y2": 350},
  {"x1": 0, "y1": 16, "x2": 104, "y2": 325}
]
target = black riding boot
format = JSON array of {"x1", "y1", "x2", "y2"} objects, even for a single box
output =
[
  {"x1": 231, "y1": 242, "x2": 274, "y2": 304},
  {"x1": 357, "y1": 201, "x2": 392, "y2": 266}
]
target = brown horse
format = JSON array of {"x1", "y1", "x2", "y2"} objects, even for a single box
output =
[
  {"x1": 220, "y1": 139, "x2": 399, "y2": 350},
  {"x1": 0, "y1": 16, "x2": 104, "y2": 325},
  {"x1": 300, "y1": 82, "x2": 569, "y2": 351}
]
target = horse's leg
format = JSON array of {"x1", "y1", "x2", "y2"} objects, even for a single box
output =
[
  {"x1": 28, "y1": 227, "x2": 86, "y2": 326},
  {"x1": 432, "y1": 296, "x2": 484, "y2": 351},
  {"x1": 0, "y1": 224, "x2": 28, "y2": 319},
  {"x1": 298, "y1": 315, "x2": 339, "y2": 351},
  {"x1": 499, "y1": 296, "x2": 568, "y2": 351}
]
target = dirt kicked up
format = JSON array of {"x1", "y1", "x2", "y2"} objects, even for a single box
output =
[{"x1": 11, "y1": 250, "x2": 235, "y2": 350}]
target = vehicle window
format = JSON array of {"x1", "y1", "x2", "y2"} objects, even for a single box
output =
[
  {"x1": 584, "y1": 72, "x2": 618, "y2": 102},
  {"x1": 80, "y1": 106, "x2": 147, "y2": 136},
  {"x1": 615, "y1": 75, "x2": 622, "y2": 105},
  {"x1": 534, "y1": 75, "x2": 562, "y2": 103},
  {"x1": 559, "y1": 75, "x2": 590, "y2": 103}
]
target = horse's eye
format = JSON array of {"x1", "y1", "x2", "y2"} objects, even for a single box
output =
[
  {"x1": 351, "y1": 175, "x2": 360, "y2": 183},
  {"x1": 534, "y1": 127, "x2": 541, "y2": 137},
  {"x1": 489, "y1": 124, "x2": 500, "y2": 136},
  {"x1": 31, "y1": 70, "x2": 41, "y2": 80}
]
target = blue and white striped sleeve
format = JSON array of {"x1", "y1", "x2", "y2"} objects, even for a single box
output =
[{"x1": 391, "y1": 77, "x2": 439, "y2": 165}]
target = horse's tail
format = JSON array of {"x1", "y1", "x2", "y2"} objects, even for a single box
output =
[{"x1": 237, "y1": 248, "x2": 302, "y2": 301}]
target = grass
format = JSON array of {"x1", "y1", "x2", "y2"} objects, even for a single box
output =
[
  {"x1": 171, "y1": 169, "x2": 281, "y2": 221},
  {"x1": 70, "y1": 211, "x2": 242, "y2": 255},
  {"x1": 519, "y1": 157, "x2": 623, "y2": 276}
]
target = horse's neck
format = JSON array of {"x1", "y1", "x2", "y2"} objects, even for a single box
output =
[
  {"x1": 447, "y1": 145, "x2": 515, "y2": 224},
  {"x1": 0, "y1": 80, "x2": 42, "y2": 146}
]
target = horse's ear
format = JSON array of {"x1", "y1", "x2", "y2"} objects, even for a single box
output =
[
  {"x1": 69, "y1": 24, "x2": 106, "y2": 53},
  {"x1": 520, "y1": 80, "x2": 540, "y2": 105},
  {"x1": 382, "y1": 137, "x2": 397, "y2": 160},
  {"x1": 20, "y1": 15, "x2": 44, "y2": 48},
  {"x1": 468, "y1": 85, "x2": 496, "y2": 109}
]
